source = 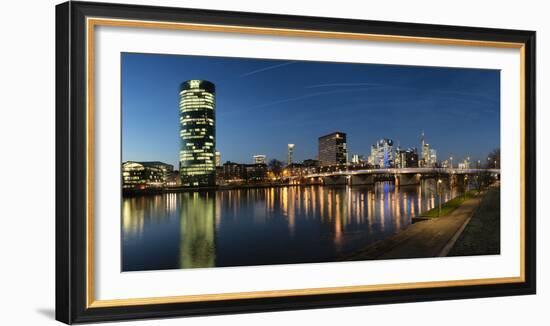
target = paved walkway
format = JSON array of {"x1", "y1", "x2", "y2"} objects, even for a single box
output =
[{"x1": 343, "y1": 195, "x2": 482, "y2": 261}]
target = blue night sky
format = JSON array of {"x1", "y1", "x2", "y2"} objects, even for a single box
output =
[{"x1": 122, "y1": 53, "x2": 500, "y2": 168}]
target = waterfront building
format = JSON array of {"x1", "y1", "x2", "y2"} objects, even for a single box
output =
[
  {"x1": 166, "y1": 170, "x2": 181, "y2": 187},
  {"x1": 179, "y1": 80, "x2": 216, "y2": 187},
  {"x1": 222, "y1": 161, "x2": 246, "y2": 181},
  {"x1": 253, "y1": 154, "x2": 267, "y2": 164},
  {"x1": 368, "y1": 138, "x2": 394, "y2": 168},
  {"x1": 302, "y1": 159, "x2": 321, "y2": 174},
  {"x1": 215, "y1": 166, "x2": 224, "y2": 184},
  {"x1": 285, "y1": 163, "x2": 305, "y2": 177},
  {"x1": 122, "y1": 161, "x2": 173, "y2": 189},
  {"x1": 244, "y1": 163, "x2": 268, "y2": 181},
  {"x1": 221, "y1": 161, "x2": 268, "y2": 182},
  {"x1": 215, "y1": 151, "x2": 221, "y2": 167},
  {"x1": 287, "y1": 144, "x2": 295, "y2": 165},
  {"x1": 318, "y1": 132, "x2": 347, "y2": 166},
  {"x1": 303, "y1": 159, "x2": 320, "y2": 167}
]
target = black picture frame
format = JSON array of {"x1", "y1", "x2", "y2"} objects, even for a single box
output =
[{"x1": 56, "y1": 1, "x2": 536, "y2": 324}]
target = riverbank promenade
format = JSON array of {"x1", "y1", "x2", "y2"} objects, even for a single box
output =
[{"x1": 343, "y1": 188, "x2": 499, "y2": 261}]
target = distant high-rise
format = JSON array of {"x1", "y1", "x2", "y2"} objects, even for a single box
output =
[
  {"x1": 420, "y1": 131, "x2": 438, "y2": 167},
  {"x1": 287, "y1": 144, "x2": 295, "y2": 165},
  {"x1": 253, "y1": 154, "x2": 267, "y2": 164},
  {"x1": 458, "y1": 157, "x2": 471, "y2": 170},
  {"x1": 422, "y1": 143, "x2": 430, "y2": 167},
  {"x1": 395, "y1": 148, "x2": 418, "y2": 168},
  {"x1": 215, "y1": 151, "x2": 221, "y2": 167},
  {"x1": 351, "y1": 154, "x2": 365, "y2": 165},
  {"x1": 179, "y1": 80, "x2": 216, "y2": 187},
  {"x1": 368, "y1": 138, "x2": 394, "y2": 168},
  {"x1": 318, "y1": 132, "x2": 347, "y2": 166},
  {"x1": 429, "y1": 149, "x2": 437, "y2": 166}
]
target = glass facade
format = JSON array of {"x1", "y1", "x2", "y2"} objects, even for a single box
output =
[
  {"x1": 318, "y1": 132, "x2": 347, "y2": 166},
  {"x1": 369, "y1": 138, "x2": 394, "y2": 168},
  {"x1": 179, "y1": 80, "x2": 216, "y2": 187},
  {"x1": 122, "y1": 161, "x2": 171, "y2": 189},
  {"x1": 395, "y1": 148, "x2": 419, "y2": 168}
]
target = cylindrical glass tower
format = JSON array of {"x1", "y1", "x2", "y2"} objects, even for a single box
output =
[{"x1": 179, "y1": 80, "x2": 216, "y2": 187}]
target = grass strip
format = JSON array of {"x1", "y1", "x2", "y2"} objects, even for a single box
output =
[{"x1": 421, "y1": 190, "x2": 478, "y2": 218}]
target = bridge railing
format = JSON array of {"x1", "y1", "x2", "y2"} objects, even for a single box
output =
[{"x1": 300, "y1": 167, "x2": 500, "y2": 178}]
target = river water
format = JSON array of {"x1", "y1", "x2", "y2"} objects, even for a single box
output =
[{"x1": 122, "y1": 180, "x2": 463, "y2": 271}]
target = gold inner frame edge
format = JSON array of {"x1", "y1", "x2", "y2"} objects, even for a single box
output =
[{"x1": 85, "y1": 17, "x2": 527, "y2": 308}]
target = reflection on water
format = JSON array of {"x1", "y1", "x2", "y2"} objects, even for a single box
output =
[
  {"x1": 122, "y1": 180, "x2": 464, "y2": 271},
  {"x1": 180, "y1": 193, "x2": 216, "y2": 268}
]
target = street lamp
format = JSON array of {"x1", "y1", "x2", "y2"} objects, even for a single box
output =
[
  {"x1": 437, "y1": 179, "x2": 443, "y2": 217},
  {"x1": 464, "y1": 175, "x2": 469, "y2": 200},
  {"x1": 449, "y1": 156, "x2": 453, "y2": 169}
]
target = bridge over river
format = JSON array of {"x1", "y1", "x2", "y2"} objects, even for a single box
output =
[{"x1": 291, "y1": 167, "x2": 501, "y2": 186}]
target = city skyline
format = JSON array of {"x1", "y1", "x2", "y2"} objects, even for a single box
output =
[{"x1": 122, "y1": 52, "x2": 500, "y2": 168}]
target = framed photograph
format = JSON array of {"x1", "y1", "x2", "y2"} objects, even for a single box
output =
[{"x1": 56, "y1": 1, "x2": 536, "y2": 324}]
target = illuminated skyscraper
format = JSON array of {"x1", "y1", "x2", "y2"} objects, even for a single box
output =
[
  {"x1": 422, "y1": 143, "x2": 430, "y2": 166},
  {"x1": 318, "y1": 132, "x2": 347, "y2": 166},
  {"x1": 215, "y1": 151, "x2": 221, "y2": 167},
  {"x1": 351, "y1": 154, "x2": 365, "y2": 165},
  {"x1": 395, "y1": 148, "x2": 418, "y2": 168},
  {"x1": 420, "y1": 131, "x2": 437, "y2": 167},
  {"x1": 287, "y1": 144, "x2": 295, "y2": 165},
  {"x1": 368, "y1": 138, "x2": 394, "y2": 168},
  {"x1": 253, "y1": 154, "x2": 267, "y2": 164},
  {"x1": 179, "y1": 80, "x2": 216, "y2": 187},
  {"x1": 429, "y1": 149, "x2": 437, "y2": 166}
]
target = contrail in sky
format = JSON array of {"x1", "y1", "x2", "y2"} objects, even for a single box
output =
[
  {"x1": 239, "y1": 61, "x2": 296, "y2": 77},
  {"x1": 252, "y1": 87, "x2": 380, "y2": 109},
  {"x1": 306, "y1": 82, "x2": 383, "y2": 88}
]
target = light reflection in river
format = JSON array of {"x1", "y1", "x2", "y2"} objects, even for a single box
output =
[{"x1": 122, "y1": 180, "x2": 465, "y2": 271}]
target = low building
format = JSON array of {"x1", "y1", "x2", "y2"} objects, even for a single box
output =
[
  {"x1": 303, "y1": 159, "x2": 320, "y2": 167},
  {"x1": 302, "y1": 159, "x2": 321, "y2": 174},
  {"x1": 222, "y1": 161, "x2": 246, "y2": 181},
  {"x1": 122, "y1": 161, "x2": 173, "y2": 189},
  {"x1": 222, "y1": 161, "x2": 268, "y2": 182},
  {"x1": 285, "y1": 163, "x2": 304, "y2": 177},
  {"x1": 244, "y1": 163, "x2": 268, "y2": 181},
  {"x1": 166, "y1": 170, "x2": 181, "y2": 187}
]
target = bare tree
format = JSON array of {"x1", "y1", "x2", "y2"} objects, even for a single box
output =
[{"x1": 268, "y1": 159, "x2": 284, "y2": 177}]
